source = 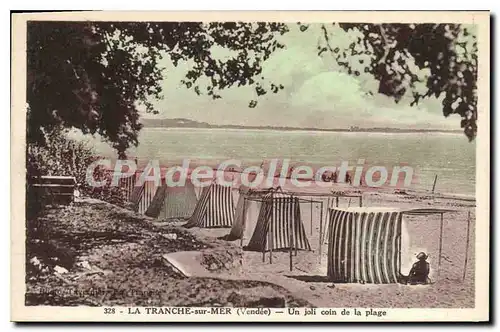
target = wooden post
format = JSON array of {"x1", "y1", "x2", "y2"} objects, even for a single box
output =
[
  {"x1": 463, "y1": 211, "x2": 471, "y2": 282},
  {"x1": 437, "y1": 213, "x2": 444, "y2": 281},
  {"x1": 432, "y1": 175, "x2": 438, "y2": 193}
]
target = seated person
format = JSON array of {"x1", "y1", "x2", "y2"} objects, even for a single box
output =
[
  {"x1": 345, "y1": 172, "x2": 352, "y2": 184},
  {"x1": 321, "y1": 172, "x2": 330, "y2": 182},
  {"x1": 331, "y1": 172, "x2": 338, "y2": 183},
  {"x1": 407, "y1": 252, "x2": 430, "y2": 285}
]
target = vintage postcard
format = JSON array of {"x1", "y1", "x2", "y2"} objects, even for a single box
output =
[{"x1": 11, "y1": 11, "x2": 490, "y2": 322}]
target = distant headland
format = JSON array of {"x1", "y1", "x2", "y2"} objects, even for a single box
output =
[{"x1": 141, "y1": 118, "x2": 462, "y2": 134}]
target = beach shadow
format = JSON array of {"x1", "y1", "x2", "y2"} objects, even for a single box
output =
[
  {"x1": 285, "y1": 275, "x2": 332, "y2": 283},
  {"x1": 217, "y1": 234, "x2": 238, "y2": 241},
  {"x1": 242, "y1": 246, "x2": 309, "y2": 253},
  {"x1": 286, "y1": 275, "x2": 424, "y2": 285},
  {"x1": 183, "y1": 223, "x2": 231, "y2": 230},
  {"x1": 182, "y1": 222, "x2": 194, "y2": 229}
]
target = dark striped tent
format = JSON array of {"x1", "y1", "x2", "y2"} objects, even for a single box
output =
[
  {"x1": 327, "y1": 208, "x2": 403, "y2": 284},
  {"x1": 326, "y1": 207, "x2": 455, "y2": 284},
  {"x1": 185, "y1": 183, "x2": 236, "y2": 228},
  {"x1": 246, "y1": 192, "x2": 311, "y2": 252},
  {"x1": 145, "y1": 181, "x2": 198, "y2": 219},
  {"x1": 130, "y1": 180, "x2": 158, "y2": 215},
  {"x1": 129, "y1": 184, "x2": 144, "y2": 206}
]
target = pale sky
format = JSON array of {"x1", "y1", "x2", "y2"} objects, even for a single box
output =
[{"x1": 143, "y1": 24, "x2": 469, "y2": 130}]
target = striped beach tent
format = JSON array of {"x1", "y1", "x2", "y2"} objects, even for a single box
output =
[
  {"x1": 327, "y1": 207, "x2": 403, "y2": 284},
  {"x1": 131, "y1": 180, "x2": 159, "y2": 215},
  {"x1": 228, "y1": 186, "x2": 272, "y2": 240},
  {"x1": 246, "y1": 191, "x2": 311, "y2": 252},
  {"x1": 326, "y1": 207, "x2": 455, "y2": 284},
  {"x1": 144, "y1": 180, "x2": 198, "y2": 219},
  {"x1": 185, "y1": 182, "x2": 236, "y2": 228},
  {"x1": 228, "y1": 186, "x2": 253, "y2": 239}
]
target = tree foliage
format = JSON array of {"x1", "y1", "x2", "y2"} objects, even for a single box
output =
[
  {"x1": 27, "y1": 21, "x2": 288, "y2": 156},
  {"x1": 27, "y1": 21, "x2": 477, "y2": 158},
  {"x1": 313, "y1": 23, "x2": 478, "y2": 140}
]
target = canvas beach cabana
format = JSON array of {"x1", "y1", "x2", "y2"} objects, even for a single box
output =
[
  {"x1": 185, "y1": 181, "x2": 236, "y2": 228},
  {"x1": 245, "y1": 190, "x2": 313, "y2": 253},
  {"x1": 227, "y1": 185, "x2": 267, "y2": 240},
  {"x1": 325, "y1": 207, "x2": 458, "y2": 284},
  {"x1": 229, "y1": 186, "x2": 317, "y2": 250},
  {"x1": 228, "y1": 181, "x2": 361, "y2": 250},
  {"x1": 127, "y1": 166, "x2": 210, "y2": 216},
  {"x1": 144, "y1": 180, "x2": 199, "y2": 219},
  {"x1": 228, "y1": 186, "x2": 321, "y2": 270},
  {"x1": 130, "y1": 178, "x2": 158, "y2": 215}
]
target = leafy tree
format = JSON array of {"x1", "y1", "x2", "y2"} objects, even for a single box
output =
[
  {"x1": 27, "y1": 21, "x2": 477, "y2": 159},
  {"x1": 313, "y1": 23, "x2": 478, "y2": 140},
  {"x1": 27, "y1": 21, "x2": 288, "y2": 156}
]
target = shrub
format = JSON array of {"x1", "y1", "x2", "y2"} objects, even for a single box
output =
[{"x1": 26, "y1": 128, "x2": 128, "y2": 218}]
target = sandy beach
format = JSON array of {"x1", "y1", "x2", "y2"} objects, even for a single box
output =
[
  {"x1": 184, "y1": 187, "x2": 476, "y2": 308},
  {"x1": 25, "y1": 185, "x2": 475, "y2": 308}
]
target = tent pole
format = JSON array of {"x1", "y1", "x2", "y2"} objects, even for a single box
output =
[
  {"x1": 359, "y1": 195, "x2": 363, "y2": 207},
  {"x1": 463, "y1": 211, "x2": 471, "y2": 282},
  {"x1": 310, "y1": 199, "x2": 313, "y2": 236},
  {"x1": 319, "y1": 201, "x2": 323, "y2": 261},
  {"x1": 437, "y1": 212, "x2": 444, "y2": 281},
  {"x1": 262, "y1": 205, "x2": 266, "y2": 264},
  {"x1": 240, "y1": 197, "x2": 247, "y2": 247},
  {"x1": 269, "y1": 199, "x2": 273, "y2": 264},
  {"x1": 323, "y1": 201, "x2": 332, "y2": 245},
  {"x1": 289, "y1": 198, "x2": 293, "y2": 272},
  {"x1": 293, "y1": 197, "x2": 297, "y2": 257},
  {"x1": 432, "y1": 174, "x2": 438, "y2": 193},
  {"x1": 336, "y1": 196, "x2": 339, "y2": 207},
  {"x1": 295, "y1": 214, "x2": 298, "y2": 257}
]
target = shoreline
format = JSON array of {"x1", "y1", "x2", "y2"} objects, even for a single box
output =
[
  {"x1": 105, "y1": 164, "x2": 476, "y2": 200},
  {"x1": 141, "y1": 126, "x2": 463, "y2": 135}
]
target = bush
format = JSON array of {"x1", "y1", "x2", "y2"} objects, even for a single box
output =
[{"x1": 26, "y1": 129, "x2": 128, "y2": 218}]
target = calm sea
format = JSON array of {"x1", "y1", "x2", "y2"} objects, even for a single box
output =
[{"x1": 92, "y1": 128, "x2": 476, "y2": 195}]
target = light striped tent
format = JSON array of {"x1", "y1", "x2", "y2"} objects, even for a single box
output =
[
  {"x1": 245, "y1": 191, "x2": 312, "y2": 252},
  {"x1": 145, "y1": 180, "x2": 199, "y2": 219},
  {"x1": 228, "y1": 186, "x2": 271, "y2": 240},
  {"x1": 185, "y1": 182, "x2": 236, "y2": 228},
  {"x1": 326, "y1": 207, "x2": 455, "y2": 284}
]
